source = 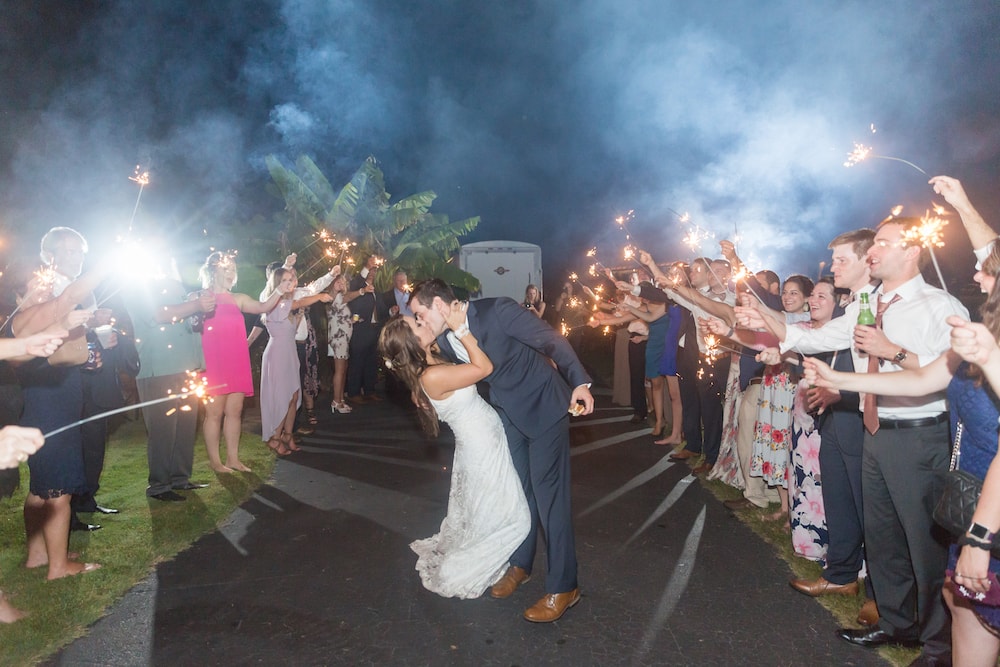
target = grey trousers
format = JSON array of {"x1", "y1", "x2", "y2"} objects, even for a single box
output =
[{"x1": 138, "y1": 374, "x2": 199, "y2": 495}]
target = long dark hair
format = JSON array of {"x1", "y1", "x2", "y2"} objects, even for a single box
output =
[
  {"x1": 968, "y1": 241, "x2": 1000, "y2": 387},
  {"x1": 377, "y1": 315, "x2": 442, "y2": 437}
]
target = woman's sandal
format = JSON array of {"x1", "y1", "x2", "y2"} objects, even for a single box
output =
[
  {"x1": 267, "y1": 436, "x2": 291, "y2": 456},
  {"x1": 306, "y1": 409, "x2": 318, "y2": 426},
  {"x1": 281, "y1": 433, "x2": 301, "y2": 452}
]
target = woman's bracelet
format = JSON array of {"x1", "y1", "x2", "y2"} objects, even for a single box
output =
[
  {"x1": 726, "y1": 326, "x2": 735, "y2": 338},
  {"x1": 958, "y1": 535, "x2": 994, "y2": 550},
  {"x1": 453, "y1": 324, "x2": 470, "y2": 339}
]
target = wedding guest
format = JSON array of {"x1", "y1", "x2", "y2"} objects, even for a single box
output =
[
  {"x1": 327, "y1": 274, "x2": 354, "y2": 413},
  {"x1": 523, "y1": 284, "x2": 546, "y2": 319},
  {"x1": 128, "y1": 256, "x2": 216, "y2": 502},
  {"x1": 0, "y1": 330, "x2": 68, "y2": 623},
  {"x1": 346, "y1": 256, "x2": 381, "y2": 403},
  {"x1": 259, "y1": 267, "x2": 331, "y2": 454},
  {"x1": 198, "y1": 251, "x2": 288, "y2": 473},
  {"x1": 14, "y1": 256, "x2": 108, "y2": 580}
]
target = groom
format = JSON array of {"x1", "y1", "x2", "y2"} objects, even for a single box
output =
[{"x1": 409, "y1": 279, "x2": 594, "y2": 622}]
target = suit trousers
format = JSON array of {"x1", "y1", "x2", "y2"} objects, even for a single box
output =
[
  {"x1": 504, "y1": 412, "x2": 578, "y2": 593},
  {"x1": 138, "y1": 374, "x2": 199, "y2": 496},
  {"x1": 678, "y1": 353, "x2": 729, "y2": 462},
  {"x1": 346, "y1": 322, "x2": 379, "y2": 397},
  {"x1": 737, "y1": 383, "x2": 779, "y2": 507},
  {"x1": 863, "y1": 421, "x2": 950, "y2": 655},
  {"x1": 817, "y1": 409, "x2": 866, "y2": 586}
]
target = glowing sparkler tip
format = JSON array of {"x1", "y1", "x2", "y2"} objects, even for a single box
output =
[{"x1": 844, "y1": 142, "x2": 873, "y2": 168}]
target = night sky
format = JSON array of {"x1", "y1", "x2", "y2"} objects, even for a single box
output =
[{"x1": 3, "y1": 1, "x2": 1000, "y2": 295}]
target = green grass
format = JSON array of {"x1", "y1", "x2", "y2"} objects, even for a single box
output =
[{"x1": 0, "y1": 418, "x2": 276, "y2": 666}]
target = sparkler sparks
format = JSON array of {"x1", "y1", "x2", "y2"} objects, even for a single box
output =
[
  {"x1": 900, "y1": 210, "x2": 951, "y2": 295},
  {"x1": 45, "y1": 372, "x2": 214, "y2": 440},
  {"x1": 843, "y1": 141, "x2": 927, "y2": 175},
  {"x1": 127, "y1": 165, "x2": 150, "y2": 234}
]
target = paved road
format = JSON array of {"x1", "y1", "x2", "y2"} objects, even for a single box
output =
[{"x1": 50, "y1": 390, "x2": 885, "y2": 666}]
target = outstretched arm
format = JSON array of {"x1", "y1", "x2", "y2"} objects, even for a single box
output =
[{"x1": 802, "y1": 350, "x2": 956, "y2": 396}]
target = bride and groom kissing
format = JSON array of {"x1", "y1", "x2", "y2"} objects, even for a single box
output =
[{"x1": 379, "y1": 278, "x2": 594, "y2": 622}]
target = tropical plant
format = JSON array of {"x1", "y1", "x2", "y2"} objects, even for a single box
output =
[{"x1": 266, "y1": 155, "x2": 480, "y2": 292}]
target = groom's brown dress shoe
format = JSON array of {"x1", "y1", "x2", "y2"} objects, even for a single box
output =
[
  {"x1": 490, "y1": 566, "x2": 531, "y2": 599},
  {"x1": 789, "y1": 577, "x2": 859, "y2": 597},
  {"x1": 523, "y1": 589, "x2": 581, "y2": 623}
]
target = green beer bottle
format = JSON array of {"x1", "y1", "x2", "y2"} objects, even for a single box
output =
[{"x1": 857, "y1": 292, "x2": 875, "y2": 354}]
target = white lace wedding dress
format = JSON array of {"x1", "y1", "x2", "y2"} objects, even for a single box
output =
[{"x1": 411, "y1": 385, "x2": 530, "y2": 599}]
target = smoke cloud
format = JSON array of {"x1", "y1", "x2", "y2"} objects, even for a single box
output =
[{"x1": 2, "y1": 0, "x2": 999, "y2": 284}]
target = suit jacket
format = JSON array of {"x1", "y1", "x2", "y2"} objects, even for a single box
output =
[
  {"x1": 436, "y1": 297, "x2": 592, "y2": 439},
  {"x1": 376, "y1": 289, "x2": 396, "y2": 323},
  {"x1": 347, "y1": 274, "x2": 377, "y2": 324}
]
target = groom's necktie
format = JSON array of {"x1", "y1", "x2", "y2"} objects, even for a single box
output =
[{"x1": 446, "y1": 331, "x2": 471, "y2": 363}]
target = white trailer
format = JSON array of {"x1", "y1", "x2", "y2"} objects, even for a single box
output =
[{"x1": 459, "y1": 240, "x2": 543, "y2": 302}]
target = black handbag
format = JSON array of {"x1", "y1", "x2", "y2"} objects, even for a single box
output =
[{"x1": 932, "y1": 421, "x2": 1000, "y2": 556}]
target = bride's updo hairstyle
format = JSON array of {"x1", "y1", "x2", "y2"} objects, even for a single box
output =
[{"x1": 378, "y1": 314, "x2": 441, "y2": 437}]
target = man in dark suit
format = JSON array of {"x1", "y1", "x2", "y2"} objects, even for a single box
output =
[
  {"x1": 346, "y1": 256, "x2": 380, "y2": 402},
  {"x1": 409, "y1": 279, "x2": 594, "y2": 622}
]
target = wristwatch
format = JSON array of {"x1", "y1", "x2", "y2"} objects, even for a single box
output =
[
  {"x1": 968, "y1": 521, "x2": 996, "y2": 543},
  {"x1": 893, "y1": 348, "x2": 908, "y2": 364}
]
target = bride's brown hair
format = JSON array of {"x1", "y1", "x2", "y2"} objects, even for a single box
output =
[{"x1": 378, "y1": 315, "x2": 442, "y2": 437}]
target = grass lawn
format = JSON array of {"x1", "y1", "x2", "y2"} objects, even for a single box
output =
[{"x1": 0, "y1": 416, "x2": 276, "y2": 667}]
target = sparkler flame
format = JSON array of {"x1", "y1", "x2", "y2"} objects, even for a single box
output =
[
  {"x1": 844, "y1": 142, "x2": 873, "y2": 168},
  {"x1": 900, "y1": 213, "x2": 948, "y2": 249}
]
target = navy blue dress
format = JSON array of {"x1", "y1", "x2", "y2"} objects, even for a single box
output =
[
  {"x1": 17, "y1": 358, "x2": 86, "y2": 499},
  {"x1": 946, "y1": 363, "x2": 1000, "y2": 629}
]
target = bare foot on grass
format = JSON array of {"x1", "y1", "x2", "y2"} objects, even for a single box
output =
[
  {"x1": 210, "y1": 463, "x2": 235, "y2": 473},
  {"x1": 26, "y1": 551, "x2": 79, "y2": 569},
  {"x1": 227, "y1": 461, "x2": 251, "y2": 472},
  {"x1": 0, "y1": 591, "x2": 27, "y2": 623},
  {"x1": 47, "y1": 561, "x2": 101, "y2": 581}
]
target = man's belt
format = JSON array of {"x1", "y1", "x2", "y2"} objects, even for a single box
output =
[{"x1": 876, "y1": 413, "x2": 948, "y2": 430}]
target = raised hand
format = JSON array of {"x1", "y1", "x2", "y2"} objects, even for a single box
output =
[{"x1": 948, "y1": 315, "x2": 998, "y2": 366}]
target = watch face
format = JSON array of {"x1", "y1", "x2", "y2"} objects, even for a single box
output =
[{"x1": 971, "y1": 523, "x2": 990, "y2": 540}]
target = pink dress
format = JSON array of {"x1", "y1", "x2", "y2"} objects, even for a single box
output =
[{"x1": 201, "y1": 291, "x2": 253, "y2": 396}]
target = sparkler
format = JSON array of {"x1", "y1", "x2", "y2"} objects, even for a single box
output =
[
  {"x1": 44, "y1": 372, "x2": 215, "y2": 440},
  {"x1": 127, "y1": 166, "x2": 150, "y2": 234},
  {"x1": 900, "y1": 209, "x2": 950, "y2": 292},
  {"x1": 843, "y1": 141, "x2": 927, "y2": 175},
  {"x1": 297, "y1": 229, "x2": 332, "y2": 254},
  {"x1": 0, "y1": 268, "x2": 58, "y2": 335},
  {"x1": 301, "y1": 247, "x2": 337, "y2": 275}
]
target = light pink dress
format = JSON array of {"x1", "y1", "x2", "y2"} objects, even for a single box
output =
[{"x1": 260, "y1": 297, "x2": 301, "y2": 440}]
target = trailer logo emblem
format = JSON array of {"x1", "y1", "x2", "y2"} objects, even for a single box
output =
[{"x1": 494, "y1": 266, "x2": 509, "y2": 275}]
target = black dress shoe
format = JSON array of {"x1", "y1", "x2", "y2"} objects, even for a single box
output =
[
  {"x1": 70, "y1": 518, "x2": 102, "y2": 532},
  {"x1": 837, "y1": 627, "x2": 920, "y2": 648},
  {"x1": 150, "y1": 490, "x2": 186, "y2": 502},
  {"x1": 93, "y1": 505, "x2": 119, "y2": 514},
  {"x1": 173, "y1": 482, "x2": 209, "y2": 490}
]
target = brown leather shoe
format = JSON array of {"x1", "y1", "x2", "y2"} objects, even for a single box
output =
[
  {"x1": 490, "y1": 566, "x2": 531, "y2": 599},
  {"x1": 523, "y1": 589, "x2": 581, "y2": 623},
  {"x1": 723, "y1": 497, "x2": 754, "y2": 511},
  {"x1": 691, "y1": 463, "x2": 712, "y2": 475},
  {"x1": 789, "y1": 577, "x2": 859, "y2": 597},
  {"x1": 857, "y1": 599, "x2": 879, "y2": 626},
  {"x1": 669, "y1": 449, "x2": 697, "y2": 461}
]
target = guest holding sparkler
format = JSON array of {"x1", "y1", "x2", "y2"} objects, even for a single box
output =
[
  {"x1": 12, "y1": 256, "x2": 109, "y2": 580},
  {"x1": 127, "y1": 256, "x2": 216, "y2": 502},
  {"x1": 346, "y1": 255, "x2": 381, "y2": 404},
  {"x1": 259, "y1": 267, "x2": 332, "y2": 454},
  {"x1": 198, "y1": 251, "x2": 289, "y2": 473},
  {"x1": 326, "y1": 274, "x2": 353, "y2": 413},
  {"x1": 0, "y1": 329, "x2": 68, "y2": 622}
]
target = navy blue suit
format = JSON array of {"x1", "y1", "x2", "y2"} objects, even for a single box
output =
[{"x1": 436, "y1": 297, "x2": 591, "y2": 592}]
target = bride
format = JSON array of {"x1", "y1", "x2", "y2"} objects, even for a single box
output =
[{"x1": 379, "y1": 301, "x2": 530, "y2": 599}]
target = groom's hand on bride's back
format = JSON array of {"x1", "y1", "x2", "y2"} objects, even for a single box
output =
[{"x1": 569, "y1": 384, "x2": 595, "y2": 416}]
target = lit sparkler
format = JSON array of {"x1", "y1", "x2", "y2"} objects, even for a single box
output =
[
  {"x1": 45, "y1": 372, "x2": 215, "y2": 439},
  {"x1": 126, "y1": 165, "x2": 150, "y2": 234},
  {"x1": 843, "y1": 141, "x2": 927, "y2": 175},
  {"x1": 900, "y1": 210, "x2": 950, "y2": 292}
]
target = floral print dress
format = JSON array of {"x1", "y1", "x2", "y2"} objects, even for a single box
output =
[
  {"x1": 789, "y1": 378, "x2": 827, "y2": 563},
  {"x1": 749, "y1": 365, "x2": 794, "y2": 488}
]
